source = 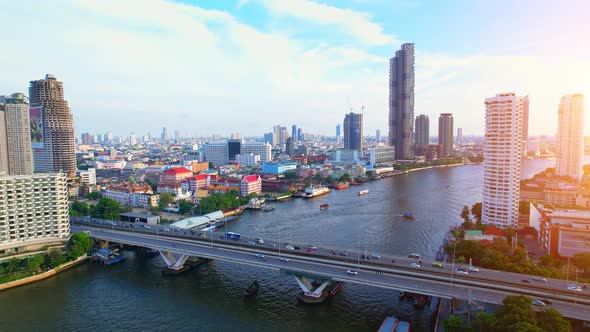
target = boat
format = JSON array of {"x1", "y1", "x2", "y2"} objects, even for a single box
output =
[
  {"x1": 329, "y1": 282, "x2": 343, "y2": 296},
  {"x1": 93, "y1": 249, "x2": 126, "y2": 265},
  {"x1": 302, "y1": 185, "x2": 330, "y2": 198},
  {"x1": 358, "y1": 189, "x2": 369, "y2": 195},
  {"x1": 261, "y1": 206, "x2": 275, "y2": 212},
  {"x1": 333, "y1": 182, "x2": 349, "y2": 190},
  {"x1": 244, "y1": 281, "x2": 259, "y2": 297},
  {"x1": 320, "y1": 203, "x2": 329, "y2": 210},
  {"x1": 402, "y1": 212, "x2": 415, "y2": 220},
  {"x1": 350, "y1": 180, "x2": 362, "y2": 186}
]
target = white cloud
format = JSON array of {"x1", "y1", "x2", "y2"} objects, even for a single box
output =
[{"x1": 253, "y1": 0, "x2": 396, "y2": 46}]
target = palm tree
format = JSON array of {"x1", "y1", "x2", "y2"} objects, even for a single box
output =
[{"x1": 7, "y1": 258, "x2": 19, "y2": 274}]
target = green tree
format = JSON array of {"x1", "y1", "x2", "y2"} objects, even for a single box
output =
[
  {"x1": 460, "y1": 205, "x2": 472, "y2": 227},
  {"x1": 470, "y1": 312, "x2": 497, "y2": 332},
  {"x1": 87, "y1": 192, "x2": 101, "y2": 200},
  {"x1": 71, "y1": 201, "x2": 89, "y2": 216},
  {"x1": 178, "y1": 200, "x2": 193, "y2": 215},
  {"x1": 284, "y1": 171, "x2": 297, "y2": 180},
  {"x1": 442, "y1": 315, "x2": 462, "y2": 332},
  {"x1": 120, "y1": 204, "x2": 133, "y2": 213},
  {"x1": 67, "y1": 232, "x2": 94, "y2": 259},
  {"x1": 7, "y1": 258, "x2": 19, "y2": 274},
  {"x1": 45, "y1": 249, "x2": 66, "y2": 268},
  {"x1": 509, "y1": 322, "x2": 543, "y2": 332},
  {"x1": 471, "y1": 202, "x2": 482, "y2": 224},
  {"x1": 338, "y1": 173, "x2": 351, "y2": 183},
  {"x1": 92, "y1": 197, "x2": 121, "y2": 219},
  {"x1": 26, "y1": 255, "x2": 44, "y2": 272},
  {"x1": 495, "y1": 296, "x2": 535, "y2": 330},
  {"x1": 537, "y1": 308, "x2": 571, "y2": 332},
  {"x1": 504, "y1": 227, "x2": 516, "y2": 243},
  {"x1": 158, "y1": 193, "x2": 175, "y2": 208}
]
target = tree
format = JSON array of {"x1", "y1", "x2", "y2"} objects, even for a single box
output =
[
  {"x1": 504, "y1": 227, "x2": 516, "y2": 243},
  {"x1": 178, "y1": 200, "x2": 193, "y2": 215},
  {"x1": 120, "y1": 204, "x2": 133, "y2": 213},
  {"x1": 71, "y1": 201, "x2": 89, "y2": 216},
  {"x1": 572, "y1": 253, "x2": 590, "y2": 276},
  {"x1": 471, "y1": 202, "x2": 482, "y2": 224},
  {"x1": 67, "y1": 232, "x2": 94, "y2": 259},
  {"x1": 538, "y1": 308, "x2": 571, "y2": 332},
  {"x1": 158, "y1": 193, "x2": 175, "y2": 208},
  {"x1": 508, "y1": 322, "x2": 543, "y2": 332},
  {"x1": 338, "y1": 173, "x2": 351, "y2": 183},
  {"x1": 46, "y1": 249, "x2": 66, "y2": 268},
  {"x1": 495, "y1": 296, "x2": 535, "y2": 330},
  {"x1": 460, "y1": 205, "x2": 472, "y2": 226},
  {"x1": 92, "y1": 197, "x2": 121, "y2": 219},
  {"x1": 7, "y1": 258, "x2": 19, "y2": 274},
  {"x1": 442, "y1": 315, "x2": 462, "y2": 332},
  {"x1": 87, "y1": 192, "x2": 101, "y2": 200},
  {"x1": 26, "y1": 255, "x2": 44, "y2": 272},
  {"x1": 284, "y1": 171, "x2": 297, "y2": 180},
  {"x1": 470, "y1": 312, "x2": 497, "y2": 332}
]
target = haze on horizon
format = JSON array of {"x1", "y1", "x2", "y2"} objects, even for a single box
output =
[{"x1": 0, "y1": 0, "x2": 589, "y2": 138}]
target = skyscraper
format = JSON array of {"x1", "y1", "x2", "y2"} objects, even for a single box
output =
[
  {"x1": 336, "y1": 124, "x2": 341, "y2": 141},
  {"x1": 228, "y1": 138, "x2": 242, "y2": 162},
  {"x1": 482, "y1": 93, "x2": 524, "y2": 229},
  {"x1": 556, "y1": 94, "x2": 584, "y2": 182},
  {"x1": 438, "y1": 113, "x2": 454, "y2": 158},
  {"x1": 286, "y1": 137, "x2": 295, "y2": 157},
  {"x1": 0, "y1": 93, "x2": 34, "y2": 175},
  {"x1": 272, "y1": 125, "x2": 282, "y2": 147},
  {"x1": 130, "y1": 132, "x2": 137, "y2": 145},
  {"x1": 81, "y1": 132, "x2": 92, "y2": 145},
  {"x1": 29, "y1": 74, "x2": 76, "y2": 177},
  {"x1": 161, "y1": 127, "x2": 168, "y2": 141},
  {"x1": 291, "y1": 125, "x2": 297, "y2": 141},
  {"x1": 389, "y1": 43, "x2": 415, "y2": 160},
  {"x1": 456, "y1": 128, "x2": 463, "y2": 146},
  {"x1": 297, "y1": 128, "x2": 303, "y2": 142},
  {"x1": 414, "y1": 114, "x2": 429, "y2": 154},
  {"x1": 376, "y1": 129, "x2": 381, "y2": 142},
  {"x1": 343, "y1": 112, "x2": 363, "y2": 153},
  {"x1": 522, "y1": 96, "x2": 529, "y2": 153}
]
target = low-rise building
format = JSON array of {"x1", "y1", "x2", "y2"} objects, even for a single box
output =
[
  {"x1": 262, "y1": 161, "x2": 297, "y2": 174},
  {"x1": 95, "y1": 159, "x2": 126, "y2": 170},
  {"x1": 543, "y1": 182, "x2": 580, "y2": 207},
  {"x1": 160, "y1": 167, "x2": 193, "y2": 183},
  {"x1": 236, "y1": 153, "x2": 260, "y2": 167},
  {"x1": 240, "y1": 175, "x2": 261, "y2": 197},
  {"x1": 77, "y1": 168, "x2": 96, "y2": 185},
  {"x1": 102, "y1": 181, "x2": 154, "y2": 206},
  {"x1": 157, "y1": 182, "x2": 189, "y2": 200}
]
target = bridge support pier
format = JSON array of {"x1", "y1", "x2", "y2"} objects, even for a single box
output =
[
  {"x1": 159, "y1": 251, "x2": 191, "y2": 275},
  {"x1": 293, "y1": 275, "x2": 333, "y2": 304},
  {"x1": 99, "y1": 240, "x2": 109, "y2": 249}
]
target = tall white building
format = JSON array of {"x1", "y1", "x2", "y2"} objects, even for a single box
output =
[
  {"x1": 0, "y1": 93, "x2": 34, "y2": 175},
  {"x1": 556, "y1": 94, "x2": 584, "y2": 182},
  {"x1": 0, "y1": 173, "x2": 70, "y2": 254},
  {"x1": 205, "y1": 141, "x2": 229, "y2": 166},
  {"x1": 241, "y1": 142, "x2": 272, "y2": 162},
  {"x1": 482, "y1": 93, "x2": 524, "y2": 229}
]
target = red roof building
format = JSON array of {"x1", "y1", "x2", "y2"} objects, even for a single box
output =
[
  {"x1": 483, "y1": 226, "x2": 505, "y2": 238},
  {"x1": 160, "y1": 167, "x2": 193, "y2": 183},
  {"x1": 240, "y1": 175, "x2": 261, "y2": 197}
]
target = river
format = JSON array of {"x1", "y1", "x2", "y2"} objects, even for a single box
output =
[{"x1": 0, "y1": 159, "x2": 556, "y2": 332}]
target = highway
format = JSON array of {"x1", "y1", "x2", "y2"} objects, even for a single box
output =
[{"x1": 72, "y1": 221, "x2": 590, "y2": 321}]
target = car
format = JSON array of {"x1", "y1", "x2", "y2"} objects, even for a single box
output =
[
  {"x1": 305, "y1": 249, "x2": 313, "y2": 253},
  {"x1": 339, "y1": 251, "x2": 349, "y2": 256},
  {"x1": 285, "y1": 245, "x2": 295, "y2": 250},
  {"x1": 391, "y1": 259, "x2": 396, "y2": 263},
  {"x1": 521, "y1": 279, "x2": 531, "y2": 283},
  {"x1": 279, "y1": 257, "x2": 290, "y2": 262},
  {"x1": 568, "y1": 285, "x2": 582, "y2": 292},
  {"x1": 361, "y1": 255, "x2": 370, "y2": 260},
  {"x1": 432, "y1": 262, "x2": 444, "y2": 268},
  {"x1": 331, "y1": 250, "x2": 337, "y2": 255},
  {"x1": 408, "y1": 253, "x2": 421, "y2": 259},
  {"x1": 410, "y1": 263, "x2": 421, "y2": 268},
  {"x1": 293, "y1": 246, "x2": 301, "y2": 250},
  {"x1": 346, "y1": 270, "x2": 358, "y2": 275},
  {"x1": 541, "y1": 299, "x2": 553, "y2": 304},
  {"x1": 468, "y1": 266, "x2": 479, "y2": 272},
  {"x1": 533, "y1": 276, "x2": 547, "y2": 282},
  {"x1": 370, "y1": 254, "x2": 381, "y2": 259},
  {"x1": 267, "y1": 243, "x2": 277, "y2": 247},
  {"x1": 255, "y1": 254, "x2": 265, "y2": 258},
  {"x1": 532, "y1": 300, "x2": 546, "y2": 306},
  {"x1": 247, "y1": 241, "x2": 256, "y2": 245},
  {"x1": 308, "y1": 246, "x2": 317, "y2": 250},
  {"x1": 144, "y1": 225, "x2": 151, "y2": 229},
  {"x1": 456, "y1": 269, "x2": 468, "y2": 275},
  {"x1": 255, "y1": 237, "x2": 264, "y2": 244},
  {"x1": 200, "y1": 234, "x2": 207, "y2": 238}
]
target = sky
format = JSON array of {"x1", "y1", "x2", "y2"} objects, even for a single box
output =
[{"x1": 1, "y1": 0, "x2": 589, "y2": 138}]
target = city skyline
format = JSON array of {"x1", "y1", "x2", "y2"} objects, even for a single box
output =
[{"x1": 1, "y1": 1, "x2": 589, "y2": 137}]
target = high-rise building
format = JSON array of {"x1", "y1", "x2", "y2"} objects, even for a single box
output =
[
  {"x1": 456, "y1": 128, "x2": 463, "y2": 146},
  {"x1": 280, "y1": 126, "x2": 288, "y2": 146},
  {"x1": 388, "y1": 43, "x2": 415, "y2": 160},
  {"x1": 297, "y1": 128, "x2": 303, "y2": 142},
  {"x1": 205, "y1": 142, "x2": 229, "y2": 166},
  {"x1": 29, "y1": 74, "x2": 76, "y2": 177},
  {"x1": 291, "y1": 125, "x2": 297, "y2": 141},
  {"x1": 130, "y1": 132, "x2": 137, "y2": 145},
  {"x1": 376, "y1": 129, "x2": 381, "y2": 142},
  {"x1": 174, "y1": 129, "x2": 180, "y2": 140},
  {"x1": 0, "y1": 93, "x2": 34, "y2": 175},
  {"x1": 482, "y1": 93, "x2": 524, "y2": 229},
  {"x1": 0, "y1": 173, "x2": 70, "y2": 254},
  {"x1": 241, "y1": 142, "x2": 272, "y2": 162},
  {"x1": 231, "y1": 132, "x2": 241, "y2": 139},
  {"x1": 161, "y1": 127, "x2": 168, "y2": 141},
  {"x1": 556, "y1": 94, "x2": 584, "y2": 182},
  {"x1": 81, "y1": 133, "x2": 92, "y2": 145},
  {"x1": 272, "y1": 125, "x2": 282, "y2": 147},
  {"x1": 106, "y1": 131, "x2": 113, "y2": 142},
  {"x1": 438, "y1": 113, "x2": 454, "y2": 158},
  {"x1": 228, "y1": 138, "x2": 242, "y2": 162},
  {"x1": 343, "y1": 112, "x2": 363, "y2": 153},
  {"x1": 336, "y1": 124, "x2": 341, "y2": 141},
  {"x1": 522, "y1": 96, "x2": 529, "y2": 152},
  {"x1": 286, "y1": 137, "x2": 295, "y2": 157},
  {"x1": 263, "y1": 132, "x2": 273, "y2": 145},
  {"x1": 414, "y1": 114, "x2": 429, "y2": 155}
]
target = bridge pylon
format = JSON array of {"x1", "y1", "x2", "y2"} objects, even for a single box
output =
[
  {"x1": 159, "y1": 251, "x2": 191, "y2": 274},
  {"x1": 293, "y1": 275, "x2": 334, "y2": 304}
]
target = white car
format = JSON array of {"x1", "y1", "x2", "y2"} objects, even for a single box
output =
[
  {"x1": 285, "y1": 245, "x2": 295, "y2": 250},
  {"x1": 568, "y1": 284, "x2": 582, "y2": 292},
  {"x1": 279, "y1": 257, "x2": 290, "y2": 262},
  {"x1": 456, "y1": 269, "x2": 469, "y2": 275},
  {"x1": 532, "y1": 300, "x2": 546, "y2": 306},
  {"x1": 370, "y1": 254, "x2": 381, "y2": 259},
  {"x1": 255, "y1": 254, "x2": 265, "y2": 258},
  {"x1": 468, "y1": 266, "x2": 479, "y2": 272},
  {"x1": 410, "y1": 263, "x2": 421, "y2": 268},
  {"x1": 267, "y1": 243, "x2": 277, "y2": 247},
  {"x1": 346, "y1": 270, "x2": 358, "y2": 275},
  {"x1": 308, "y1": 246, "x2": 318, "y2": 250},
  {"x1": 533, "y1": 276, "x2": 547, "y2": 282}
]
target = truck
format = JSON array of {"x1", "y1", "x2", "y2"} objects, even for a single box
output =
[{"x1": 225, "y1": 232, "x2": 241, "y2": 241}]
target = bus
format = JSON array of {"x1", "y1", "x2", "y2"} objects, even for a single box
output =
[{"x1": 225, "y1": 232, "x2": 241, "y2": 241}]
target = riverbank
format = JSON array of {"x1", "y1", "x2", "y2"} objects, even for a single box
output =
[{"x1": 0, "y1": 254, "x2": 90, "y2": 292}]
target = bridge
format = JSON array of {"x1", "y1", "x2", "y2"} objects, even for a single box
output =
[{"x1": 72, "y1": 220, "x2": 590, "y2": 321}]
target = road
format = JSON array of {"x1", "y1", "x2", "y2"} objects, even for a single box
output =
[{"x1": 72, "y1": 221, "x2": 590, "y2": 321}]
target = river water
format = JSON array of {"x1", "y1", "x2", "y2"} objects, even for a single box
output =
[{"x1": 0, "y1": 160, "x2": 555, "y2": 332}]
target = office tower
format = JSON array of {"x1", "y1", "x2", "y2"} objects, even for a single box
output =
[
  {"x1": 81, "y1": 132, "x2": 92, "y2": 145},
  {"x1": 29, "y1": 74, "x2": 76, "y2": 177},
  {"x1": 130, "y1": 132, "x2": 137, "y2": 145},
  {"x1": 388, "y1": 43, "x2": 415, "y2": 160},
  {"x1": 161, "y1": 127, "x2": 168, "y2": 140},
  {"x1": 92, "y1": 134, "x2": 98, "y2": 144},
  {"x1": 174, "y1": 129, "x2": 180, "y2": 140},
  {"x1": 482, "y1": 93, "x2": 524, "y2": 229},
  {"x1": 456, "y1": 128, "x2": 463, "y2": 145},
  {"x1": 336, "y1": 124, "x2": 341, "y2": 142},
  {"x1": 297, "y1": 128, "x2": 303, "y2": 142},
  {"x1": 228, "y1": 138, "x2": 242, "y2": 162},
  {"x1": 106, "y1": 131, "x2": 113, "y2": 142},
  {"x1": 241, "y1": 142, "x2": 272, "y2": 162},
  {"x1": 438, "y1": 113, "x2": 454, "y2": 158},
  {"x1": 343, "y1": 112, "x2": 363, "y2": 153},
  {"x1": 272, "y1": 125, "x2": 282, "y2": 147},
  {"x1": 291, "y1": 125, "x2": 297, "y2": 141},
  {"x1": 205, "y1": 141, "x2": 229, "y2": 166},
  {"x1": 281, "y1": 126, "x2": 288, "y2": 146},
  {"x1": 97, "y1": 133, "x2": 103, "y2": 143},
  {"x1": 556, "y1": 94, "x2": 584, "y2": 182},
  {"x1": 376, "y1": 129, "x2": 381, "y2": 142},
  {"x1": 522, "y1": 95, "x2": 529, "y2": 152},
  {"x1": 414, "y1": 114, "x2": 429, "y2": 155},
  {"x1": 286, "y1": 137, "x2": 295, "y2": 157},
  {"x1": 0, "y1": 93, "x2": 34, "y2": 175},
  {"x1": 0, "y1": 173, "x2": 70, "y2": 253},
  {"x1": 263, "y1": 132, "x2": 273, "y2": 145}
]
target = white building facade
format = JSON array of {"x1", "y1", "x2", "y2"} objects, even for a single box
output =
[
  {"x1": 236, "y1": 153, "x2": 260, "y2": 167},
  {"x1": 482, "y1": 93, "x2": 524, "y2": 229},
  {"x1": 369, "y1": 145, "x2": 395, "y2": 166},
  {"x1": 556, "y1": 94, "x2": 584, "y2": 182},
  {"x1": 0, "y1": 173, "x2": 70, "y2": 254},
  {"x1": 205, "y1": 142, "x2": 229, "y2": 166},
  {"x1": 241, "y1": 142, "x2": 272, "y2": 162}
]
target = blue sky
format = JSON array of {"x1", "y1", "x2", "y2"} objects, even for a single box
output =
[{"x1": 0, "y1": 0, "x2": 588, "y2": 138}]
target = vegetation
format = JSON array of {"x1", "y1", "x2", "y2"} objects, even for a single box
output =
[
  {"x1": 393, "y1": 158, "x2": 464, "y2": 171},
  {"x1": 178, "y1": 200, "x2": 194, "y2": 215},
  {"x1": 90, "y1": 197, "x2": 122, "y2": 219},
  {"x1": 196, "y1": 190, "x2": 250, "y2": 214},
  {"x1": 338, "y1": 173, "x2": 351, "y2": 183},
  {"x1": 158, "y1": 193, "x2": 176, "y2": 208},
  {"x1": 441, "y1": 315, "x2": 463, "y2": 332},
  {"x1": 284, "y1": 171, "x2": 297, "y2": 180},
  {"x1": 87, "y1": 192, "x2": 101, "y2": 200},
  {"x1": 470, "y1": 202, "x2": 482, "y2": 224}
]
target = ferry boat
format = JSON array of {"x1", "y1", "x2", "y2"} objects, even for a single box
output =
[
  {"x1": 244, "y1": 280, "x2": 259, "y2": 297},
  {"x1": 402, "y1": 212, "x2": 415, "y2": 220},
  {"x1": 358, "y1": 189, "x2": 369, "y2": 195},
  {"x1": 320, "y1": 203, "x2": 330, "y2": 210},
  {"x1": 303, "y1": 185, "x2": 330, "y2": 198},
  {"x1": 94, "y1": 249, "x2": 125, "y2": 265},
  {"x1": 333, "y1": 182, "x2": 349, "y2": 190}
]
